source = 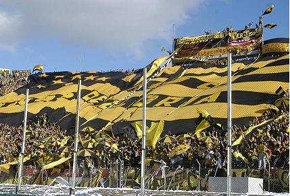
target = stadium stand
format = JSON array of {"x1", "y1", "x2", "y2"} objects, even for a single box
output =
[{"x1": 0, "y1": 39, "x2": 288, "y2": 191}]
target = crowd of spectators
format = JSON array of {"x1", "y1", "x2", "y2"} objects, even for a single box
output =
[
  {"x1": 0, "y1": 69, "x2": 288, "y2": 185},
  {"x1": 0, "y1": 100, "x2": 288, "y2": 179},
  {"x1": 150, "y1": 103, "x2": 289, "y2": 176},
  {"x1": 0, "y1": 115, "x2": 67, "y2": 166},
  {"x1": 233, "y1": 109, "x2": 289, "y2": 169},
  {"x1": 0, "y1": 71, "x2": 30, "y2": 96}
]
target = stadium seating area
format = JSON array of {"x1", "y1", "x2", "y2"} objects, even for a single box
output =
[
  {"x1": 0, "y1": 51, "x2": 288, "y2": 191},
  {"x1": 0, "y1": 97, "x2": 288, "y2": 171},
  {"x1": 0, "y1": 71, "x2": 30, "y2": 96}
]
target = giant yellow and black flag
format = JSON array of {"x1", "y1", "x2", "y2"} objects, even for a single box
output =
[{"x1": 0, "y1": 40, "x2": 289, "y2": 138}]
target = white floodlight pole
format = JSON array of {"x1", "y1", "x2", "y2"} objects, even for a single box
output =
[
  {"x1": 71, "y1": 80, "x2": 82, "y2": 195},
  {"x1": 227, "y1": 52, "x2": 232, "y2": 196},
  {"x1": 16, "y1": 89, "x2": 29, "y2": 193},
  {"x1": 141, "y1": 68, "x2": 147, "y2": 196}
]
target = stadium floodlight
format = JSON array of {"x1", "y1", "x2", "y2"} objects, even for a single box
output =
[
  {"x1": 16, "y1": 89, "x2": 29, "y2": 194},
  {"x1": 141, "y1": 68, "x2": 147, "y2": 196}
]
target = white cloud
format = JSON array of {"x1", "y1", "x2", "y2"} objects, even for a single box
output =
[
  {"x1": 1, "y1": 0, "x2": 205, "y2": 55},
  {"x1": 0, "y1": 10, "x2": 21, "y2": 52}
]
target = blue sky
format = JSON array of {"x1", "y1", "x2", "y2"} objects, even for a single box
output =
[{"x1": 0, "y1": 0, "x2": 288, "y2": 72}]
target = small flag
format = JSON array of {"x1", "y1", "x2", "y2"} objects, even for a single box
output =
[
  {"x1": 233, "y1": 151, "x2": 249, "y2": 164},
  {"x1": 262, "y1": 4, "x2": 274, "y2": 16},
  {"x1": 194, "y1": 109, "x2": 214, "y2": 139},
  {"x1": 33, "y1": 65, "x2": 44, "y2": 72},
  {"x1": 264, "y1": 23, "x2": 277, "y2": 29},
  {"x1": 275, "y1": 86, "x2": 286, "y2": 96}
]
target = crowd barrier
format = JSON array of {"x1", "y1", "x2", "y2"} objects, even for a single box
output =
[{"x1": 0, "y1": 166, "x2": 288, "y2": 192}]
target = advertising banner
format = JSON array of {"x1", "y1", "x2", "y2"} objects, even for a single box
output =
[{"x1": 174, "y1": 28, "x2": 263, "y2": 59}]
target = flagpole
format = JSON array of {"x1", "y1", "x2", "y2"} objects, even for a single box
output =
[
  {"x1": 70, "y1": 79, "x2": 82, "y2": 195},
  {"x1": 16, "y1": 89, "x2": 29, "y2": 194},
  {"x1": 172, "y1": 24, "x2": 176, "y2": 52},
  {"x1": 261, "y1": 16, "x2": 264, "y2": 48},
  {"x1": 141, "y1": 68, "x2": 147, "y2": 196},
  {"x1": 227, "y1": 52, "x2": 232, "y2": 196}
]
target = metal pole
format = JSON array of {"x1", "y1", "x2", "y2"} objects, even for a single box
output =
[
  {"x1": 196, "y1": 159, "x2": 201, "y2": 191},
  {"x1": 141, "y1": 68, "x2": 147, "y2": 196},
  {"x1": 70, "y1": 80, "x2": 82, "y2": 195},
  {"x1": 163, "y1": 169, "x2": 167, "y2": 190},
  {"x1": 268, "y1": 159, "x2": 270, "y2": 191},
  {"x1": 260, "y1": 15, "x2": 263, "y2": 41},
  {"x1": 161, "y1": 160, "x2": 167, "y2": 190},
  {"x1": 16, "y1": 89, "x2": 29, "y2": 193},
  {"x1": 109, "y1": 163, "x2": 112, "y2": 187},
  {"x1": 119, "y1": 159, "x2": 124, "y2": 188},
  {"x1": 227, "y1": 52, "x2": 232, "y2": 196},
  {"x1": 261, "y1": 24, "x2": 264, "y2": 49},
  {"x1": 171, "y1": 24, "x2": 176, "y2": 67}
]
